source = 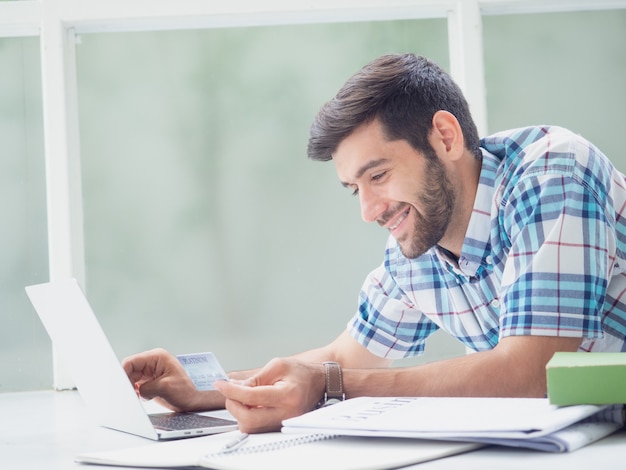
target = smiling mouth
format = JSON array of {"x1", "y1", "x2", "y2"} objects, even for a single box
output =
[{"x1": 388, "y1": 207, "x2": 410, "y2": 231}]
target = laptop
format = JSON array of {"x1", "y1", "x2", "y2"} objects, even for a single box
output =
[{"x1": 25, "y1": 278, "x2": 238, "y2": 440}]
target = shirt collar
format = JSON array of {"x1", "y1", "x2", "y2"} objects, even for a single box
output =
[{"x1": 455, "y1": 149, "x2": 501, "y2": 277}]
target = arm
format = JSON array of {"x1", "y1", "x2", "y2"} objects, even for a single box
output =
[
  {"x1": 215, "y1": 334, "x2": 581, "y2": 433},
  {"x1": 342, "y1": 335, "x2": 581, "y2": 398}
]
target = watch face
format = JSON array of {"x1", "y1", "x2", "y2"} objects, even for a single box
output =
[{"x1": 322, "y1": 398, "x2": 343, "y2": 407}]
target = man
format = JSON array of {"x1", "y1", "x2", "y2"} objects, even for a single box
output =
[{"x1": 123, "y1": 53, "x2": 626, "y2": 434}]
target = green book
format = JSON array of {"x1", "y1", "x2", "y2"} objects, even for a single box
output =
[{"x1": 546, "y1": 352, "x2": 626, "y2": 405}]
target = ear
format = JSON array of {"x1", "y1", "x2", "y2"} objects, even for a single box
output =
[{"x1": 429, "y1": 110, "x2": 465, "y2": 162}]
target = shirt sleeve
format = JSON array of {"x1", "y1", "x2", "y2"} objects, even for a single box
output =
[
  {"x1": 348, "y1": 262, "x2": 440, "y2": 359},
  {"x1": 497, "y1": 170, "x2": 610, "y2": 340}
]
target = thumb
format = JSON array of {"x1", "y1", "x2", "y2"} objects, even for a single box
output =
[{"x1": 227, "y1": 377, "x2": 256, "y2": 387}]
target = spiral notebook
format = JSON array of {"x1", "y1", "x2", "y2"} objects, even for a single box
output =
[{"x1": 75, "y1": 430, "x2": 481, "y2": 469}]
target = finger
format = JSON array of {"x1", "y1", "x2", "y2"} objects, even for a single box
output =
[
  {"x1": 122, "y1": 348, "x2": 180, "y2": 384},
  {"x1": 121, "y1": 356, "x2": 147, "y2": 382},
  {"x1": 215, "y1": 380, "x2": 287, "y2": 408},
  {"x1": 227, "y1": 378, "x2": 255, "y2": 387},
  {"x1": 224, "y1": 398, "x2": 283, "y2": 433},
  {"x1": 134, "y1": 379, "x2": 161, "y2": 400},
  {"x1": 122, "y1": 350, "x2": 161, "y2": 381}
]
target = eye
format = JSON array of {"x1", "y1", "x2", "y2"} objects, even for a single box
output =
[
  {"x1": 341, "y1": 182, "x2": 360, "y2": 197},
  {"x1": 371, "y1": 171, "x2": 387, "y2": 182}
]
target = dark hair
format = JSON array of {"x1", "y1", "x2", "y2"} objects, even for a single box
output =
[{"x1": 307, "y1": 53, "x2": 481, "y2": 161}]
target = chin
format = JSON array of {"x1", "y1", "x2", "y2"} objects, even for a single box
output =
[{"x1": 398, "y1": 244, "x2": 424, "y2": 260}]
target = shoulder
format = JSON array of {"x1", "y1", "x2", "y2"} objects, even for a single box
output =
[
  {"x1": 481, "y1": 125, "x2": 611, "y2": 169},
  {"x1": 483, "y1": 125, "x2": 617, "y2": 197},
  {"x1": 481, "y1": 125, "x2": 580, "y2": 151}
]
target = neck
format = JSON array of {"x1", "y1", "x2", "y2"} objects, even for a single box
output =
[{"x1": 439, "y1": 150, "x2": 482, "y2": 258}]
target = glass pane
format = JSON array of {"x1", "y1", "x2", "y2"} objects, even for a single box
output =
[
  {"x1": 0, "y1": 37, "x2": 50, "y2": 392},
  {"x1": 484, "y1": 9, "x2": 626, "y2": 170},
  {"x1": 76, "y1": 19, "x2": 463, "y2": 371}
]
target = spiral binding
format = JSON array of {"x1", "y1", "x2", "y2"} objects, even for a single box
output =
[{"x1": 206, "y1": 433, "x2": 338, "y2": 459}]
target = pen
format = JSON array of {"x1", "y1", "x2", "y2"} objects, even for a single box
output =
[{"x1": 219, "y1": 432, "x2": 249, "y2": 454}]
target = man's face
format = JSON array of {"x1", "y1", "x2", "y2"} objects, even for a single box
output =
[{"x1": 333, "y1": 119, "x2": 455, "y2": 259}]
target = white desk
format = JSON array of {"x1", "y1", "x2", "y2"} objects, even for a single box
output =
[{"x1": 2, "y1": 390, "x2": 624, "y2": 469}]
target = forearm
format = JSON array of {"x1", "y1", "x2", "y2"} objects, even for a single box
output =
[
  {"x1": 342, "y1": 335, "x2": 582, "y2": 399},
  {"x1": 342, "y1": 353, "x2": 534, "y2": 399}
]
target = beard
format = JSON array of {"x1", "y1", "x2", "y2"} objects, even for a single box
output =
[{"x1": 381, "y1": 152, "x2": 456, "y2": 259}]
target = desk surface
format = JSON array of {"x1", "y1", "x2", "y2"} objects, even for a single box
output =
[{"x1": 2, "y1": 390, "x2": 625, "y2": 470}]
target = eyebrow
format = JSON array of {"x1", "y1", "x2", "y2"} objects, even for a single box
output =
[{"x1": 340, "y1": 158, "x2": 389, "y2": 187}]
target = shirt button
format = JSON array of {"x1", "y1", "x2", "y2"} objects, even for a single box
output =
[
  {"x1": 490, "y1": 298, "x2": 501, "y2": 308},
  {"x1": 486, "y1": 256, "x2": 493, "y2": 265}
]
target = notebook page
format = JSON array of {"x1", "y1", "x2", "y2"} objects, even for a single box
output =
[{"x1": 199, "y1": 435, "x2": 481, "y2": 470}]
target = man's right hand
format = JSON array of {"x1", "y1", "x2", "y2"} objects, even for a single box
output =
[{"x1": 121, "y1": 348, "x2": 226, "y2": 412}]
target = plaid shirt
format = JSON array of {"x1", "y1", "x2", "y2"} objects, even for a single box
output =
[{"x1": 349, "y1": 126, "x2": 626, "y2": 359}]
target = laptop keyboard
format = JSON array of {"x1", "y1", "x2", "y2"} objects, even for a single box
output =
[{"x1": 150, "y1": 412, "x2": 236, "y2": 431}]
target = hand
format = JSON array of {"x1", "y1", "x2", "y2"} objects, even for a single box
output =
[
  {"x1": 214, "y1": 357, "x2": 326, "y2": 433},
  {"x1": 121, "y1": 348, "x2": 224, "y2": 412}
]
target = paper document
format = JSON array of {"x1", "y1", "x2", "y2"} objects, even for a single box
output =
[{"x1": 281, "y1": 397, "x2": 623, "y2": 452}]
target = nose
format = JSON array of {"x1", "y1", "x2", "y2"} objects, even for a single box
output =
[{"x1": 359, "y1": 186, "x2": 385, "y2": 224}]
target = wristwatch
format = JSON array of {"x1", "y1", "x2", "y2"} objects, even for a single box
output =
[{"x1": 317, "y1": 361, "x2": 345, "y2": 408}]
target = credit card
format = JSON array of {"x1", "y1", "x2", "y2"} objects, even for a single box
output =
[{"x1": 176, "y1": 352, "x2": 228, "y2": 391}]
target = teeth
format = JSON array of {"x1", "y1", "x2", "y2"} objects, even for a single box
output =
[{"x1": 389, "y1": 209, "x2": 409, "y2": 230}]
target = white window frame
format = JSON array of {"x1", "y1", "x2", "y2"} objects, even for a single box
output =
[{"x1": 1, "y1": 0, "x2": 624, "y2": 388}]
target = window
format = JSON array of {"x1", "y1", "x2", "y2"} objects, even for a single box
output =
[
  {"x1": 1, "y1": 1, "x2": 625, "y2": 391},
  {"x1": 0, "y1": 36, "x2": 49, "y2": 391}
]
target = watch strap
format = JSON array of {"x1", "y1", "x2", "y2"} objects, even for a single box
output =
[{"x1": 321, "y1": 361, "x2": 345, "y2": 402}]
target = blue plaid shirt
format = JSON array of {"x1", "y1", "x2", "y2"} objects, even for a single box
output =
[{"x1": 349, "y1": 126, "x2": 626, "y2": 358}]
